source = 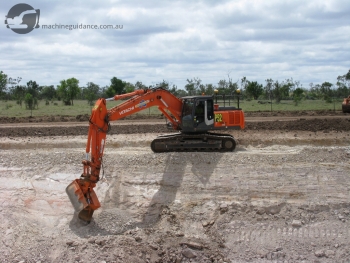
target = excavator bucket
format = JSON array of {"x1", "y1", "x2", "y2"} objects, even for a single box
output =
[{"x1": 66, "y1": 179, "x2": 101, "y2": 223}]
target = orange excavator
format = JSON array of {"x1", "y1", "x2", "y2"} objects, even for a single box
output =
[{"x1": 66, "y1": 87, "x2": 244, "y2": 222}]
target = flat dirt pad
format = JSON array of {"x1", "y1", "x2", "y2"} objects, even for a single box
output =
[{"x1": 0, "y1": 115, "x2": 350, "y2": 262}]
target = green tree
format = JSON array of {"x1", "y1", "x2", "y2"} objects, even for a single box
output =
[
  {"x1": 26, "y1": 80, "x2": 41, "y2": 97},
  {"x1": 240, "y1": 76, "x2": 248, "y2": 93},
  {"x1": 284, "y1": 78, "x2": 296, "y2": 94},
  {"x1": 308, "y1": 83, "x2": 323, "y2": 100},
  {"x1": 7, "y1": 76, "x2": 22, "y2": 101},
  {"x1": 155, "y1": 80, "x2": 185, "y2": 97},
  {"x1": 336, "y1": 70, "x2": 350, "y2": 98},
  {"x1": 320, "y1": 81, "x2": 333, "y2": 103},
  {"x1": 26, "y1": 80, "x2": 40, "y2": 109},
  {"x1": 106, "y1": 77, "x2": 126, "y2": 97},
  {"x1": 85, "y1": 82, "x2": 100, "y2": 106},
  {"x1": 57, "y1": 80, "x2": 70, "y2": 105},
  {"x1": 124, "y1": 82, "x2": 135, "y2": 93},
  {"x1": 99, "y1": 85, "x2": 109, "y2": 98},
  {"x1": 25, "y1": 93, "x2": 33, "y2": 108},
  {"x1": 293, "y1": 88, "x2": 304, "y2": 105},
  {"x1": 155, "y1": 79, "x2": 170, "y2": 89},
  {"x1": 67, "y1": 78, "x2": 80, "y2": 105},
  {"x1": 40, "y1": 85, "x2": 56, "y2": 101},
  {"x1": 217, "y1": 79, "x2": 229, "y2": 94},
  {"x1": 245, "y1": 81, "x2": 263, "y2": 100},
  {"x1": 0, "y1": 71, "x2": 7, "y2": 99},
  {"x1": 24, "y1": 93, "x2": 36, "y2": 116},
  {"x1": 57, "y1": 77, "x2": 80, "y2": 105},
  {"x1": 273, "y1": 80, "x2": 291, "y2": 103},
  {"x1": 10, "y1": 85, "x2": 26, "y2": 107},
  {"x1": 185, "y1": 78, "x2": 201, "y2": 95},
  {"x1": 204, "y1": 83, "x2": 215, "y2": 95},
  {"x1": 168, "y1": 83, "x2": 177, "y2": 94},
  {"x1": 345, "y1": 69, "x2": 350, "y2": 81},
  {"x1": 134, "y1": 81, "x2": 145, "y2": 90},
  {"x1": 217, "y1": 74, "x2": 238, "y2": 95},
  {"x1": 264, "y1": 79, "x2": 274, "y2": 100}
]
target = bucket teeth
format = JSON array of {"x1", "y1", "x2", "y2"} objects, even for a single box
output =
[{"x1": 78, "y1": 206, "x2": 94, "y2": 223}]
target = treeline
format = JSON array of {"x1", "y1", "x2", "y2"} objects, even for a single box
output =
[{"x1": 0, "y1": 70, "x2": 349, "y2": 110}]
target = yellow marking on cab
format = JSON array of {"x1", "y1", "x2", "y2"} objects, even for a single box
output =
[{"x1": 215, "y1": 113, "x2": 223, "y2": 123}]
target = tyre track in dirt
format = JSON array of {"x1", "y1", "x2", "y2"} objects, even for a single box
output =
[{"x1": 1, "y1": 142, "x2": 350, "y2": 262}]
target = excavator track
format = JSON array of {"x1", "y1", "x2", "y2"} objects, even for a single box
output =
[
  {"x1": 151, "y1": 132, "x2": 237, "y2": 153},
  {"x1": 342, "y1": 104, "x2": 350, "y2": 113}
]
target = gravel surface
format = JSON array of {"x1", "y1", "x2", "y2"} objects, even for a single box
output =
[{"x1": 0, "y1": 113, "x2": 350, "y2": 263}]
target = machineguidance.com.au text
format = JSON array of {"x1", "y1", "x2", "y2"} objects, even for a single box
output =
[{"x1": 41, "y1": 24, "x2": 123, "y2": 30}]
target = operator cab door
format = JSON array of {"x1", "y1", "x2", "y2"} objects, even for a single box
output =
[{"x1": 181, "y1": 97, "x2": 214, "y2": 132}]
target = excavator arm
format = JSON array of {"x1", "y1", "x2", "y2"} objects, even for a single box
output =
[
  {"x1": 66, "y1": 88, "x2": 183, "y2": 222},
  {"x1": 107, "y1": 88, "x2": 183, "y2": 127}
]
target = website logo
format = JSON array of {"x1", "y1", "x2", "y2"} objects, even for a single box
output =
[{"x1": 5, "y1": 3, "x2": 40, "y2": 34}]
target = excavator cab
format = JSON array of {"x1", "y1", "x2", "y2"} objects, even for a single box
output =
[{"x1": 181, "y1": 96, "x2": 214, "y2": 133}]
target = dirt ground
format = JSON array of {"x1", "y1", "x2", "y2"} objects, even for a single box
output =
[{"x1": 0, "y1": 111, "x2": 350, "y2": 263}]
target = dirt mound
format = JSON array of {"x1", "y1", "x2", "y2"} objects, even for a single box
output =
[
  {"x1": 246, "y1": 118, "x2": 350, "y2": 132},
  {"x1": 0, "y1": 118, "x2": 349, "y2": 138},
  {"x1": 0, "y1": 110, "x2": 347, "y2": 124},
  {"x1": 1, "y1": 117, "x2": 350, "y2": 138},
  {"x1": 0, "y1": 111, "x2": 349, "y2": 137},
  {"x1": 0, "y1": 113, "x2": 165, "y2": 124},
  {"x1": 0, "y1": 115, "x2": 79, "y2": 123},
  {"x1": 245, "y1": 110, "x2": 346, "y2": 117}
]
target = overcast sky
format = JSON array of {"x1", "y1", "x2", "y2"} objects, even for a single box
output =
[{"x1": 1, "y1": 0, "x2": 349, "y2": 90}]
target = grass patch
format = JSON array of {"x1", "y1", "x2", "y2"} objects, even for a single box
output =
[
  {"x1": 0, "y1": 100, "x2": 162, "y2": 118},
  {"x1": 217, "y1": 99, "x2": 342, "y2": 112},
  {"x1": 0, "y1": 98, "x2": 343, "y2": 118}
]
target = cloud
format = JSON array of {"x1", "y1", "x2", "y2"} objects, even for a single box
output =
[{"x1": 1, "y1": 0, "x2": 349, "y2": 89}]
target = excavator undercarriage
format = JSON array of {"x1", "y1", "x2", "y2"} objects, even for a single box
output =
[{"x1": 151, "y1": 132, "x2": 237, "y2": 152}]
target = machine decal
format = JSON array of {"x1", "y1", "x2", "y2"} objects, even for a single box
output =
[
  {"x1": 119, "y1": 106, "x2": 134, "y2": 115},
  {"x1": 215, "y1": 113, "x2": 223, "y2": 123},
  {"x1": 135, "y1": 99, "x2": 149, "y2": 109}
]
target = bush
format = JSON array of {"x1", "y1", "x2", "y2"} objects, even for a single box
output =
[
  {"x1": 25, "y1": 93, "x2": 34, "y2": 109},
  {"x1": 5, "y1": 103, "x2": 13, "y2": 109},
  {"x1": 324, "y1": 95, "x2": 332, "y2": 103},
  {"x1": 63, "y1": 99, "x2": 71, "y2": 105}
]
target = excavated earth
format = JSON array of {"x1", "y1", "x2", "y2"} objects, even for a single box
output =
[{"x1": 0, "y1": 111, "x2": 350, "y2": 263}]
